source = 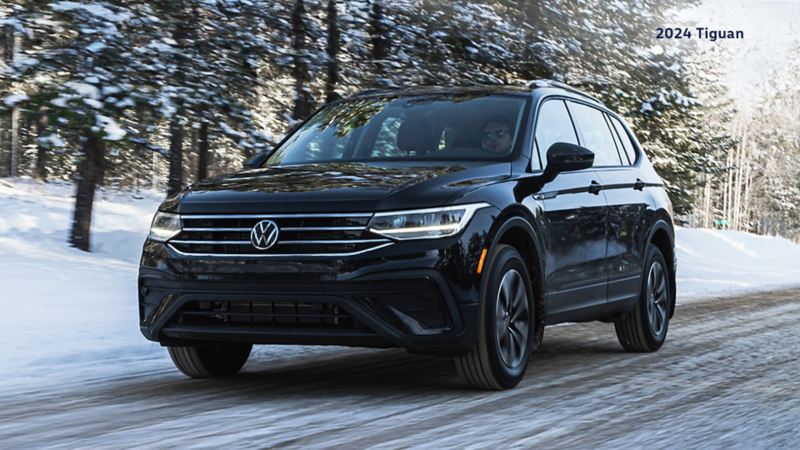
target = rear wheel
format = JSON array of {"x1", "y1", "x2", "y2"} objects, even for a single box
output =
[
  {"x1": 615, "y1": 244, "x2": 671, "y2": 352},
  {"x1": 167, "y1": 343, "x2": 252, "y2": 378},
  {"x1": 456, "y1": 244, "x2": 535, "y2": 390}
]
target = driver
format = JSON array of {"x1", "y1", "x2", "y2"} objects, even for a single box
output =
[{"x1": 481, "y1": 116, "x2": 513, "y2": 155}]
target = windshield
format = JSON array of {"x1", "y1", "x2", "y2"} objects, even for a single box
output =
[{"x1": 265, "y1": 94, "x2": 529, "y2": 166}]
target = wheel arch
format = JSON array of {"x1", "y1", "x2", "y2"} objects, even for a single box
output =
[
  {"x1": 486, "y1": 207, "x2": 546, "y2": 349},
  {"x1": 646, "y1": 220, "x2": 676, "y2": 318}
]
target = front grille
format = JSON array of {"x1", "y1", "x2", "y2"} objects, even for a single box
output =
[
  {"x1": 168, "y1": 213, "x2": 392, "y2": 257},
  {"x1": 172, "y1": 300, "x2": 362, "y2": 330}
]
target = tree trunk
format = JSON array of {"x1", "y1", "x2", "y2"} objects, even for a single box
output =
[
  {"x1": 187, "y1": 126, "x2": 198, "y2": 184},
  {"x1": 369, "y1": 0, "x2": 389, "y2": 85},
  {"x1": 2, "y1": 25, "x2": 12, "y2": 62},
  {"x1": 325, "y1": 0, "x2": 341, "y2": 103},
  {"x1": 520, "y1": 1, "x2": 551, "y2": 79},
  {"x1": 70, "y1": 133, "x2": 106, "y2": 252},
  {"x1": 96, "y1": 143, "x2": 108, "y2": 186},
  {"x1": 9, "y1": 106, "x2": 19, "y2": 177},
  {"x1": 3, "y1": 25, "x2": 17, "y2": 177},
  {"x1": 0, "y1": 117, "x2": 4, "y2": 176},
  {"x1": 34, "y1": 110, "x2": 48, "y2": 180},
  {"x1": 168, "y1": 120, "x2": 184, "y2": 196},
  {"x1": 197, "y1": 121, "x2": 209, "y2": 181},
  {"x1": 291, "y1": 0, "x2": 314, "y2": 121}
]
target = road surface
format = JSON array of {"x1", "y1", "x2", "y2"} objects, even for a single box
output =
[{"x1": 1, "y1": 289, "x2": 799, "y2": 449}]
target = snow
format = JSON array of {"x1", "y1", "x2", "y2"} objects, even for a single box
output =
[
  {"x1": 86, "y1": 41, "x2": 107, "y2": 53},
  {"x1": 65, "y1": 81, "x2": 101, "y2": 99},
  {"x1": 94, "y1": 114, "x2": 126, "y2": 140},
  {"x1": 675, "y1": 227, "x2": 800, "y2": 301},
  {"x1": 219, "y1": 121, "x2": 244, "y2": 139},
  {"x1": 1, "y1": 178, "x2": 799, "y2": 392},
  {"x1": 50, "y1": 1, "x2": 132, "y2": 23},
  {"x1": 37, "y1": 133, "x2": 66, "y2": 148},
  {"x1": 3, "y1": 93, "x2": 28, "y2": 107},
  {"x1": 0, "y1": 179, "x2": 165, "y2": 391},
  {"x1": 83, "y1": 98, "x2": 103, "y2": 109},
  {"x1": 11, "y1": 55, "x2": 39, "y2": 69}
]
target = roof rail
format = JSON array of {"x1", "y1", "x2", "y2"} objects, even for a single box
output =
[{"x1": 526, "y1": 79, "x2": 604, "y2": 105}]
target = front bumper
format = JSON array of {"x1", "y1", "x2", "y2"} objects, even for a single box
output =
[{"x1": 138, "y1": 208, "x2": 496, "y2": 355}]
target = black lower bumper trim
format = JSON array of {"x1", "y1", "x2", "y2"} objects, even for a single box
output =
[
  {"x1": 139, "y1": 269, "x2": 479, "y2": 354},
  {"x1": 160, "y1": 324, "x2": 392, "y2": 348}
]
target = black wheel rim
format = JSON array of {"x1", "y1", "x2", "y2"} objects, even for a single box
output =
[
  {"x1": 646, "y1": 261, "x2": 668, "y2": 338},
  {"x1": 494, "y1": 269, "x2": 530, "y2": 368}
]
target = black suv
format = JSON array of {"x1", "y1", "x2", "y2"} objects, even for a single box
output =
[{"x1": 139, "y1": 81, "x2": 676, "y2": 390}]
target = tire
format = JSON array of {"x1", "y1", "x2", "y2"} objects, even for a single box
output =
[
  {"x1": 167, "y1": 343, "x2": 252, "y2": 378},
  {"x1": 615, "y1": 244, "x2": 671, "y2": 352},
  {"x1": 456, "y1": 244, "x2": 535, "y2": 390}
]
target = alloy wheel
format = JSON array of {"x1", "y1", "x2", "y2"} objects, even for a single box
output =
[
  {"x1": 494, "y1": 269, "x2": 530, "y2": 368},
  {"x1": 646, "y1": 261, "x2": 669, "y2": 338}
]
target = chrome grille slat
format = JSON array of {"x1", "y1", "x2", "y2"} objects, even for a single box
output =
[
  {"x1": 181, "y1": 213, "x2": 374, "y2": 219},
  {"x1": 277, "y1": 239, "x2": 388, "y2": 245},
  {"x1": 280, "y1": 226, "x2": 366, "y2": 231},
  {"x1": 171, "y1": 240, "x2": 252, "y2": 245},
  {"x1": 167, "y1": 242, "x2": 394, "y2": 258},
  {"x1": 170, "y1": 213, "x2": 391, "y2": 257},
  {"x1": 182, "y1": 227, "x2": 251, "y2": 232},
  {"x1": 171, "y1": 239, "x2": 388, "y2": 245}
]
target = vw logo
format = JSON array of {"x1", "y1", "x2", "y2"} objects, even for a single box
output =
[{"x1": 250, "y1": 220, "x2": 280, "y2": 250}]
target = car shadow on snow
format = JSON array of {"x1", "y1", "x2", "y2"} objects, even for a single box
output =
[{"x1": 98, "y1": 324, "x2": 630, "y2": 401}]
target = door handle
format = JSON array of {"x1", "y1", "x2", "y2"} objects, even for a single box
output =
[
  {"x1": 588, "y1": 180, "x2": 603, "y2": 195},
  {"x1": 633, "y1": 178, "x2": 646, "y2": 191}
]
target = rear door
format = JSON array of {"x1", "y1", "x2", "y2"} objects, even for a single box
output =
[
  {"x1": 594, "y1": 114, "x2": 650, "y2": 307},
  {"x1": 532, "y1": 99, "x2": 608, "y2": 321}
]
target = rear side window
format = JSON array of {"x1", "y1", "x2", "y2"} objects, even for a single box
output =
[
  {"x1": 534, "y1": 100, "x2": 579, "y2": 170},
  {"x1": 609, "y1": 116, "x2": 637, "y2": 165},
  {"x1": 604, "y1": 114, "x2": 630, "y2": 165},
  {"x1": 567, "y1": 102, "x2": 623, "y2": 167}
]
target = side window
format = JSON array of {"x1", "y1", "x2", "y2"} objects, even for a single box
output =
[
  {"x1": 567, "y1": 102, "x2": 623, "y2": 167},
  {"x1": 534, "y1": 100, "x2": 579, "y2": 170},
  {"x1": 609, "y1": 116, "x2": 638, "y2": 165}
]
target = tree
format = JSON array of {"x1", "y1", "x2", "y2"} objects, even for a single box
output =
[
  {"x1": 5, "y1": 1, "x2": 158, "y2": 250},
  {"x1": 2, "y1": 19, "x2": 19, "y2": 177},
  {"x1": 291, "y1": 0, "x2": 314, "y2": 121},
  {"x1": 2, "y1": 0, "x2": 761, "y2": 241},
  {"x1": 325, "y1": 0, "x2": 341, "y2": 103}
]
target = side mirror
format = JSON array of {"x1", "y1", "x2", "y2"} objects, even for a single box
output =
[
  {"x1": 545, "y1": 142, "x2": 594, "y2": 176},
  {"x1": 243, "y1": 151, "x2": 270, "y2": 169}
]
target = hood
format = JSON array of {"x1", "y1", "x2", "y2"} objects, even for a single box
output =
[{"x1": 169, "y1": 162, "x2": 509, "y2": 214}]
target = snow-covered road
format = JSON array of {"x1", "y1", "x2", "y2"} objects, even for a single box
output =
[{"x1": 1, "y1": 289, "x2": 799, "y2": 448}]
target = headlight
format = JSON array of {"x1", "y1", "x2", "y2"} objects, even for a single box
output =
[
  {"x1": 368, "y1": 203, "x2": 491, "y2": 240},
  {"x1": 148, "y1": 211, "x2": 181, "y2": 242}
]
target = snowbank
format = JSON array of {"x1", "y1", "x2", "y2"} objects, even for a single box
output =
[
  {"x1": 0, "y1": 179, "x2": 167, "y2": 389},
  {"x1": 675, "y1": 227, "x2": 800, "y2": 301},
  {"x1": 1, "y1": 178, "x2": 799, "y2": 388}
]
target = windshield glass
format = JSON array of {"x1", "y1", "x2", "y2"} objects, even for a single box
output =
[{"x1": 265, "y1": 94, "x2": 529, "y2": 166}]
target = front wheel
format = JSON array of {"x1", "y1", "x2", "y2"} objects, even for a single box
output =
[
  {"x1": 456, "y1": 244, "x2": 535, "y2": 390},
  {"x1": 615, "y1": 244, "x2": 671, "y2": 352},
  {"x1": 167, "y1": 343, "x2": 252, "y2": 378}
]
